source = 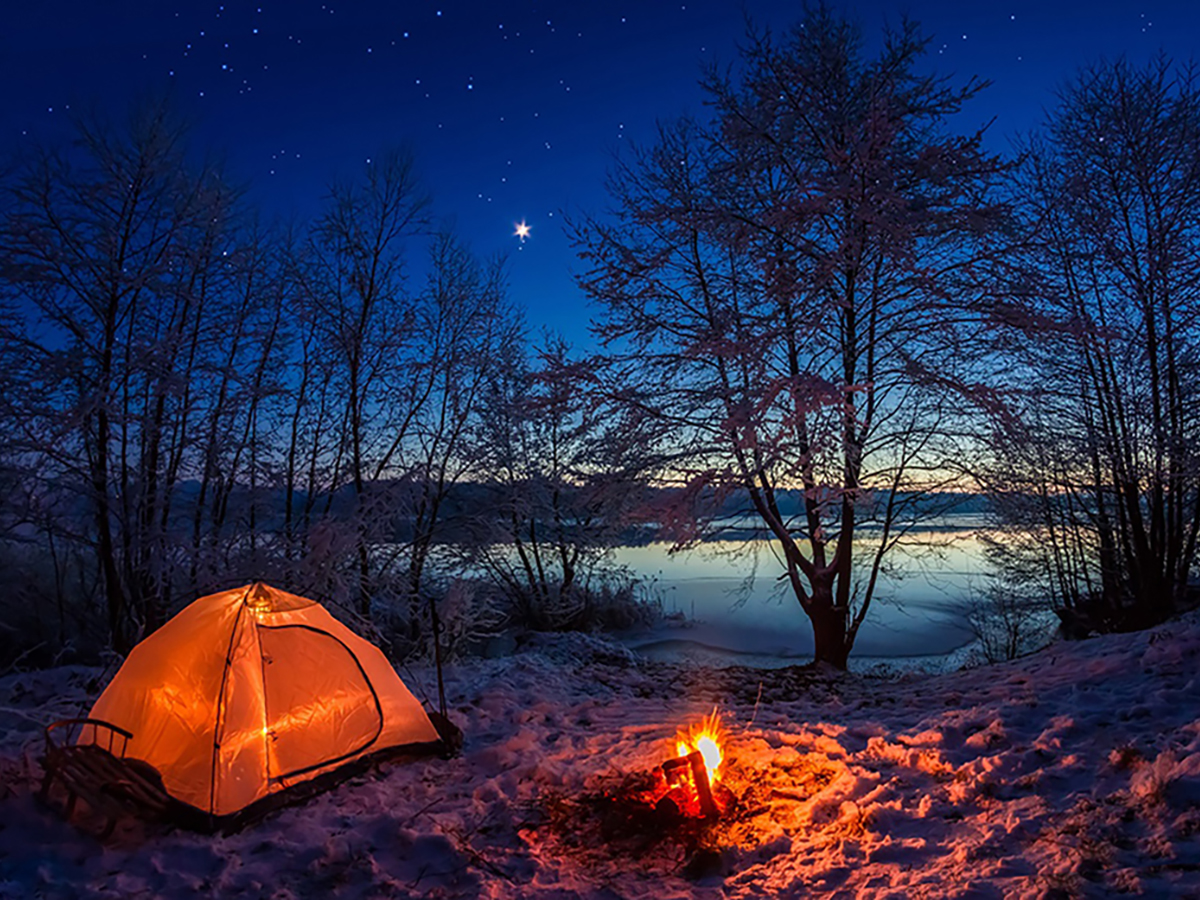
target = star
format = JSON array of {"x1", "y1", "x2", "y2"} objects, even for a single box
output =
[{"x1": 514, "y1": 220, "x2": 531, "y2": 242}]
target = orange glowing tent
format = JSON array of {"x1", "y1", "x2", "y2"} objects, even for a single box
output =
[{"x1": 82, "y1": 582, "x2": 445, "y2": 824}]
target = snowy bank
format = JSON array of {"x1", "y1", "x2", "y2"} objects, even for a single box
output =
[{"x1": 2, "y1": 620, "x2": 1200, "y2": 898}]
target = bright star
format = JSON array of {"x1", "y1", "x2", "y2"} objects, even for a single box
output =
[{"x1": 514, "y1": 220, "x2": 531, "y2": 242}]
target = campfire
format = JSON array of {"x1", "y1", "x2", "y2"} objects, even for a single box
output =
[
  {"x1": 536, "y1": 707, "x2": 844, "y2": 880},
  {"x1": 641, "y1": 709, "x2": 734, "y2": 821}
]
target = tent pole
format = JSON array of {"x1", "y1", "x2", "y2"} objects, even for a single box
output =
[{"x1": 429, "y1": 596, "x2": 447, "y2": 719}]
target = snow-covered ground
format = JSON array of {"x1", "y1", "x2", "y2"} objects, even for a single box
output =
[{"x1": 2, "y1": 617, "x2": 1200, "y2": 899}]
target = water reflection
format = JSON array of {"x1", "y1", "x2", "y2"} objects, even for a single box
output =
[{"x1": 613, "y1": 518, "x2": 997, "y2": 669}]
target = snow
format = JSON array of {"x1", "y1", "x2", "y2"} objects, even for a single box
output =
[{"x1": 3, "y1": 619, "x2": 1200, "y2": 898}]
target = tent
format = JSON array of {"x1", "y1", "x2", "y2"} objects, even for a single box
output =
[{"x1": 85, "y1": 582, "x2": 443, "y2": 822}]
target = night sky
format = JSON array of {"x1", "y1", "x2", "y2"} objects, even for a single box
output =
[{"x1": 5, "y1": 1, "x2": 1197, "y2": 346}]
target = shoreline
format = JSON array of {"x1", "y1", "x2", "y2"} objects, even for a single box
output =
[
  {"x1": 622, "y1": 632, "x2": 986, "y2": 674},
  {"x1": 617, "y1": 608, "x2": 992, "y2": 674}
]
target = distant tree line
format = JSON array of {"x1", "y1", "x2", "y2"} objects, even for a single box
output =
[{"x1": 2, "y1": 4, "x2": 1199, "y2": 670}]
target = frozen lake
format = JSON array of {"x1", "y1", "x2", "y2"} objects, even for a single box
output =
[{"x1": 613, "y1": 515, "x2": 998, "y2": 670}]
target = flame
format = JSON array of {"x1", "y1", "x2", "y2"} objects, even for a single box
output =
[{"x1": 675, "y1": 709, "x2": 724, "y2": 784}]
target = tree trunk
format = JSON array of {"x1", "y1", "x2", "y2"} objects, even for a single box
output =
[{"x1": 808, "y1": 581, "x2": 849, "y2": 669}]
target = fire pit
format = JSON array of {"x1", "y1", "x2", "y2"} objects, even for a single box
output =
[{"x1": 532, "y1": 709, "x2": 844, "y2": 880}]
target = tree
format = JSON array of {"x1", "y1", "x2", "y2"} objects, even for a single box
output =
[
  {"x1": 294, "y1": 155, "x2": 514, "y2": 638},
  {"x1": 392, "y1": 233, "x2": 513, "y2": 630},
  {"x1": 181, "y1": 222, "x2": 290, "y2": 598},
  {"x1": 473, "y1": 333, "x2": 649, "y2": 629},
  {"x1": 0, "y1": 102, "x2": 244, "y2": 652},
  {"x1": 983, "y1": 55, "x2": 1200, "y2": 632},
  {"x1": 0, "y1": 113, "x2": 517, "y2": 661},
  {"x1": 295, "y1": 149, "x2": 430, "y2": 618},
  {"x1": 573, "y1": 6, "x2": 1010, "y2": 667}
]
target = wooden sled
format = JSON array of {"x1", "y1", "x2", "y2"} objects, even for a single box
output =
[{"x1": 38, "y1": 718, "x2": 189, "y2": 838}]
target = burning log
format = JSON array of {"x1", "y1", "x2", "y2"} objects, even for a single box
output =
[
  {"x1": 647, "y1": 710, "x2": 730, "y2": 820},
  {"x1": 661, "y1": 755, "x2": 691, "y2": 786},
  {"x1": 656, "y1": 750, "x2": 719, "y2": 819},
  {"x1": 687, "y1": 750, "x2": 719, "y2": 818}
]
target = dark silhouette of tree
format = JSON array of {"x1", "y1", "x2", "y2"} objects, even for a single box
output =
[
  {"x1": 296, "y1": 149, "x2": 431, "y2": 618},
  {"x1": 983, "y1": 55, "x2": 1200, "y2": 633},
  {"x1": 574, "y1": 6, "x2": 1010, "y2": 667},
  {"x1": 294, "y1": 154, "x2": 514, "y2": 636},
  {"x1": 472, "y1": 333, "x2": 651, "y2": 628},
  {"x1": 0, "y1": 102, "x2": 250, "y2": 652},
  {"x1": 394, "y1": 234, "x2": 514, "y2": 631}
]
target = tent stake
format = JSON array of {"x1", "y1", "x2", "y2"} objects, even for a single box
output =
[{"x1": 429, "y1": 596, "x2": 447, "y2": 719}]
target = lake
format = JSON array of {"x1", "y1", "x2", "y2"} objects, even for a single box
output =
[{"x1": 612, "y1": 514, "x2": 1003, "y2": 671}]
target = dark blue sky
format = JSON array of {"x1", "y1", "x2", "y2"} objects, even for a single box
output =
[{"x1": 5, "y1": 1, "x2": 1196, "y2": 345}]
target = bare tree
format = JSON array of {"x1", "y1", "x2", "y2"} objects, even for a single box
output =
[
  {"x1": 276, "y1": 228, "x2": 352, "y2": 597},
  {"x1": 983, "y1": 55, "x2": 1200, "y2": 632},
  {"x1": 296, "y1": 149, "x2": 430, "y2": 617},
  {"x1": 473, "y1": 333, "x2": 649, "y2": 629},
  {"x1": 294, "y1": 154, "x2": 517, "y2": 641},
  {"x1": 573, "y1": 6, "x2": 1010, "y2": 667},
  {"x1": 392, "y1": 233, "x2": 513, "y2": 630},
  {"x1": 182, "y1": 223, "x2": 290, "y2": 597},
  {"x1": 0, "y1": 114, "x2": 518, "y2": 661},
  {"x1": 0, "y1": 102, "x2": 241, "y2": 651}
]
